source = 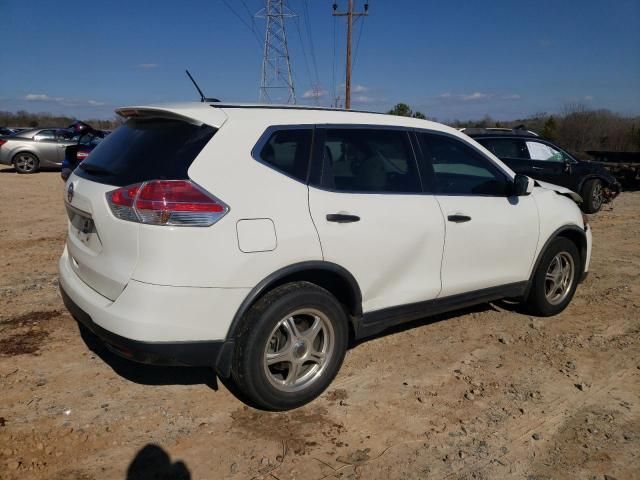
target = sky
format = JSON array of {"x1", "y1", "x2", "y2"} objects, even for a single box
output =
[{"x1": 0, "y1": 0, "x2": 639, "y2": 121}]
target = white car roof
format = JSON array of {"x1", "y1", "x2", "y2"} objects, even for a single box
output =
[{"x1": 115, "y1": 102, "x2": 460, "y2": 137}]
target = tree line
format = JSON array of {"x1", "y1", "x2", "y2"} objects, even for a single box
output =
[
  {"x1": 0, "y1": 110, "x2": 122, "y2": 130},
  {"x1": 4, "y1": 104, "x2": 639, "y2": 156},
  {"x1": 388, "y1": 103, "x2": 640, "y2": 156}
]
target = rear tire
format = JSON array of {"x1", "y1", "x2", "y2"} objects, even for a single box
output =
[
  {"x1": 13, "y1": 152, "x2": 40, "y2": 174},
  {"x1": 523, "y1": 237, "x2": 580, "y2": 316},
  {"x1": 230, "y1": 282, "x2": 348, "y2": 411},
  {"x1": 582, "y1": 178, "x2": 603, "y2": 213}
]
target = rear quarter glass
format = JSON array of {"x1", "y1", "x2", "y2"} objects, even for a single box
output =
[{"x1": 75, "y1": 118, "x2": 216, "y2": 187}]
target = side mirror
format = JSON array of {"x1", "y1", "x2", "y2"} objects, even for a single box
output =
[
  {"x1": 513, "y1": 174, "x2": 534, "y2": 196},
  {"x1": 563, "y1": 159, "x2": 573, "y2": 173}
]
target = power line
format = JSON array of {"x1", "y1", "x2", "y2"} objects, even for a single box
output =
[
  {"x1": 240, "y1": 0, "x2": 262, "y2": 42},
  {"x1": 351, "y1": 15, "x2": 366, "y2": 74},
  {"x1": 294, "y1": 16, "x2": 315, "y2": 100},
  {"x1": 220, "y1": 0, "x2": 263, "y2": 48},
  {"x1": 303, "y1": 0, "x2": 320, "y2": 86},
  {"x1": 331, "y1": 12, "x2": 337, "y2": 107}
]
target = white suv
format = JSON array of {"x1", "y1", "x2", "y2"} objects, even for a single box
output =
[{"x1": 59, "y1": 103, "x2": 592, "y2": 410}]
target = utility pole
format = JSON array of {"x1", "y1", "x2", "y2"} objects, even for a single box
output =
[
  {"x1": 332, "y1": 1, "x2": 368, "y2": 110},
  {"x1": 257, "y1": 0, "x2": 296, "y2": 104}
]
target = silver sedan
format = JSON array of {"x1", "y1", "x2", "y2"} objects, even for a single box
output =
[{"x1": 0, "y1": 128, "x2": 76, "y2": 173}]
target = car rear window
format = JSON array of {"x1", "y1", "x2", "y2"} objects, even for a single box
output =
[{"x1": 75, "y1": 117, "x2": 216, "y2": 186}]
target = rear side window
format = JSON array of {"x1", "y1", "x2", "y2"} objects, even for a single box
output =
[
  {"x1": 258, "y1": 129, "x2": 312, "y2": 182},
  {"x1": 478, "y1": 138, "x2": 529, "y2": 159},
  {"x1": 319, "y1": 128, "x2": 421, "y2": 193},
  {"x1": 76, "y1": 118, "x2": 216, "y2": 186}
]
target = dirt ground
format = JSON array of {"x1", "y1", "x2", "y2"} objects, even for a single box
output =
[{"x1": 0, "y1": 169, "x2": 638, "y2": 480}]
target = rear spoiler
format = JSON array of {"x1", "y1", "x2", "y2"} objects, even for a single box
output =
[{"x1": 115, "y1": 105, "x2": 228, "y2": 129}]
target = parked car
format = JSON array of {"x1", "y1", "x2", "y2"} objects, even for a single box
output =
[
  {"x1": 61, "y1": 126, "x2": 107, "y2": 181},
  {"x1": 0, "y1": 127, "x2": 77, "y2": 173},
  {"x1": 59, "y1": 103, "x2": 592, "y2": 410},
  {"x1": 464, "y1": 128, "x2": 621, "y2": 213},
  {"x1": 0, "y1": 127, "x2": 17, "y2": 136}
]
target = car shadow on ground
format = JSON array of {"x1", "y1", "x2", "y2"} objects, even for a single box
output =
[
  {"x1": 77, "y1": 323, "x2": 219, "y2": 391},
  {"x1": 126, "y1": 444, "x2": 191, "y2": 480},
  {"x1": 77, "y1": 301, "x2": 516, "y2": 392},
  {"x1": 0, "y1": 166, "x2": 61, "y2": 174}
]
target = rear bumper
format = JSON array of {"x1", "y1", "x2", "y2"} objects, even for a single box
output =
[
  {"x1": 58, "y1": 246, "x2": 247, "y2": 372},
  {"x1": 61, "y1": 286, "x2": 231, "y2": 368}
]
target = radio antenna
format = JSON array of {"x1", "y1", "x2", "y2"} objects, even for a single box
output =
[{"x1": 185, "y1": 69, "x2": 220, "y2": 103}]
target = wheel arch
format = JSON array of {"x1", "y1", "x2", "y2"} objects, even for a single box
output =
[
  {"x1": 226, "y1": 261, "x2": 363, "y2": 341},
  {"x1": 526, "y1": 225, "x2": 587, "y2": 297},
  {"x1": 577, "y1": 174, "x2": 607, "y2": 193}
]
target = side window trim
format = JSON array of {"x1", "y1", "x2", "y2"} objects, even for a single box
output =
[
  {"x1": 408, "y1": 130, "x2": 435, "y2": 194},
  {"x1": 309, "y1": 124, "x2": 424, "y2": 195},
  {"x1": 250, "y1": 125, "x2": 315, "y2": 185}
]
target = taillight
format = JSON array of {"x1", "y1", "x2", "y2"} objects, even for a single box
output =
[
  {"x1": 0, "y1": 140, "x2": 7, "y2": 147},
  {"x1": 77, "y1": 150, "x2": 89, "y2": 161},
  {"x1": 106, "y1": 180, "x2": 228, "y2": 227}
]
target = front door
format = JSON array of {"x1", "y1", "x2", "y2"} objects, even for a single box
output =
[
  {"x1": 308, "y1": 127, "x2": 445, "y2": 313},
  {"x1": 33, "y1": 129, "x2": 66, "y2": 164},
  {"x1": 418, "y1": 132, "x2": 539, "y2": 297},
  {"x1": 524, "y1": 140, "x2": 568, "y2": 186}
]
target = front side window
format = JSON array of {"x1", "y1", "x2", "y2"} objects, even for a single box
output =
[
  {"x1": 259, "y1": 128, "x2": 312, "y2": 182},
  {"x1": 526, "y1": 141, "x2": 564, "y2": 162},
  {"x1": 477, "y1": 138, "x2": 529, "y2": 159},
  {"x1": 319, "y1": 128, "x2": 420, "y2": 193},
  {"x1": 420, "y1": 134, "x2": 509, "y2": 196},
  {"x1": 33, "y1": 130, "x2": 56, "y2": 141}
]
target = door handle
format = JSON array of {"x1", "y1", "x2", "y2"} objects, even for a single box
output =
[
  {"x1": 531, "y1": 166, "x2": 544, "y2": 171},
  {"x1": 447, "y1": 214, "x2": 471, "y2": 223},
  {"x1": 326, "y1": 213, "x2": 360, "y2": 223}
]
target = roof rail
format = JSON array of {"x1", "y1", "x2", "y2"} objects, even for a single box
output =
[{"x1": 460, "y1": 126, "x2": 539, "y2": 137}]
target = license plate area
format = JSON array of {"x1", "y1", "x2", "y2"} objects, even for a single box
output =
[{"x1": 66, "y1": 204, "x2": 100, "y2": 250}]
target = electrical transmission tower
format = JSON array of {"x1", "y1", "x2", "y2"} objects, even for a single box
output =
[{"x1": 257, "y1": 0, "x2": 297, "y2": 104}]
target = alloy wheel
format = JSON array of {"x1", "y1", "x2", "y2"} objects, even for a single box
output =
[
  {"x1": 263, "y1": 308, "x2": 335, "y2": 393},
  {"x1": 544, "y1": 252, "x2": 575, "y2": 305},
  {"x1": 15, "y1": 154, "x2": 36, "y2": 172}
]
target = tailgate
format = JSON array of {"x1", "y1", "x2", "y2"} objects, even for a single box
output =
[{"x1": 65, "y1": 175, "x2": 138, "y2": 300}]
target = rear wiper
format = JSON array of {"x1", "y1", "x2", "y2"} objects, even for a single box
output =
[{"x1": 79, "y1": 163, "x2": 113, "y2": 175}]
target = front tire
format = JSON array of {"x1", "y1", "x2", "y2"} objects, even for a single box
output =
[
  {"x1": 13, "y1": 152, "x2": 40, "y2": 174},
  {"x1": 582, "y1": 178, "x2": 603, "y2": 213},
  {"x1": 524, "y1": 237, "x2": 580, "y2": 316},
  {"x1": 230, "y1": 282, "x2": 348, "y2": 411}
]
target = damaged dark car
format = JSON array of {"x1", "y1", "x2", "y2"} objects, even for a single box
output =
[{"x1": 465, "y1": 128, "x2": 621, "y2": 213}]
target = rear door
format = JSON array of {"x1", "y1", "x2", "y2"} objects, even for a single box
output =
[
  {"x1": 308, "y1": 127, "x2": 445, "y2": 313},
  {"x1": 418, "y1": 132, "x2": 538, "y2": 297},
  {"x1": 65, "y1": 116, "x2": 216, "y2": 300}
]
